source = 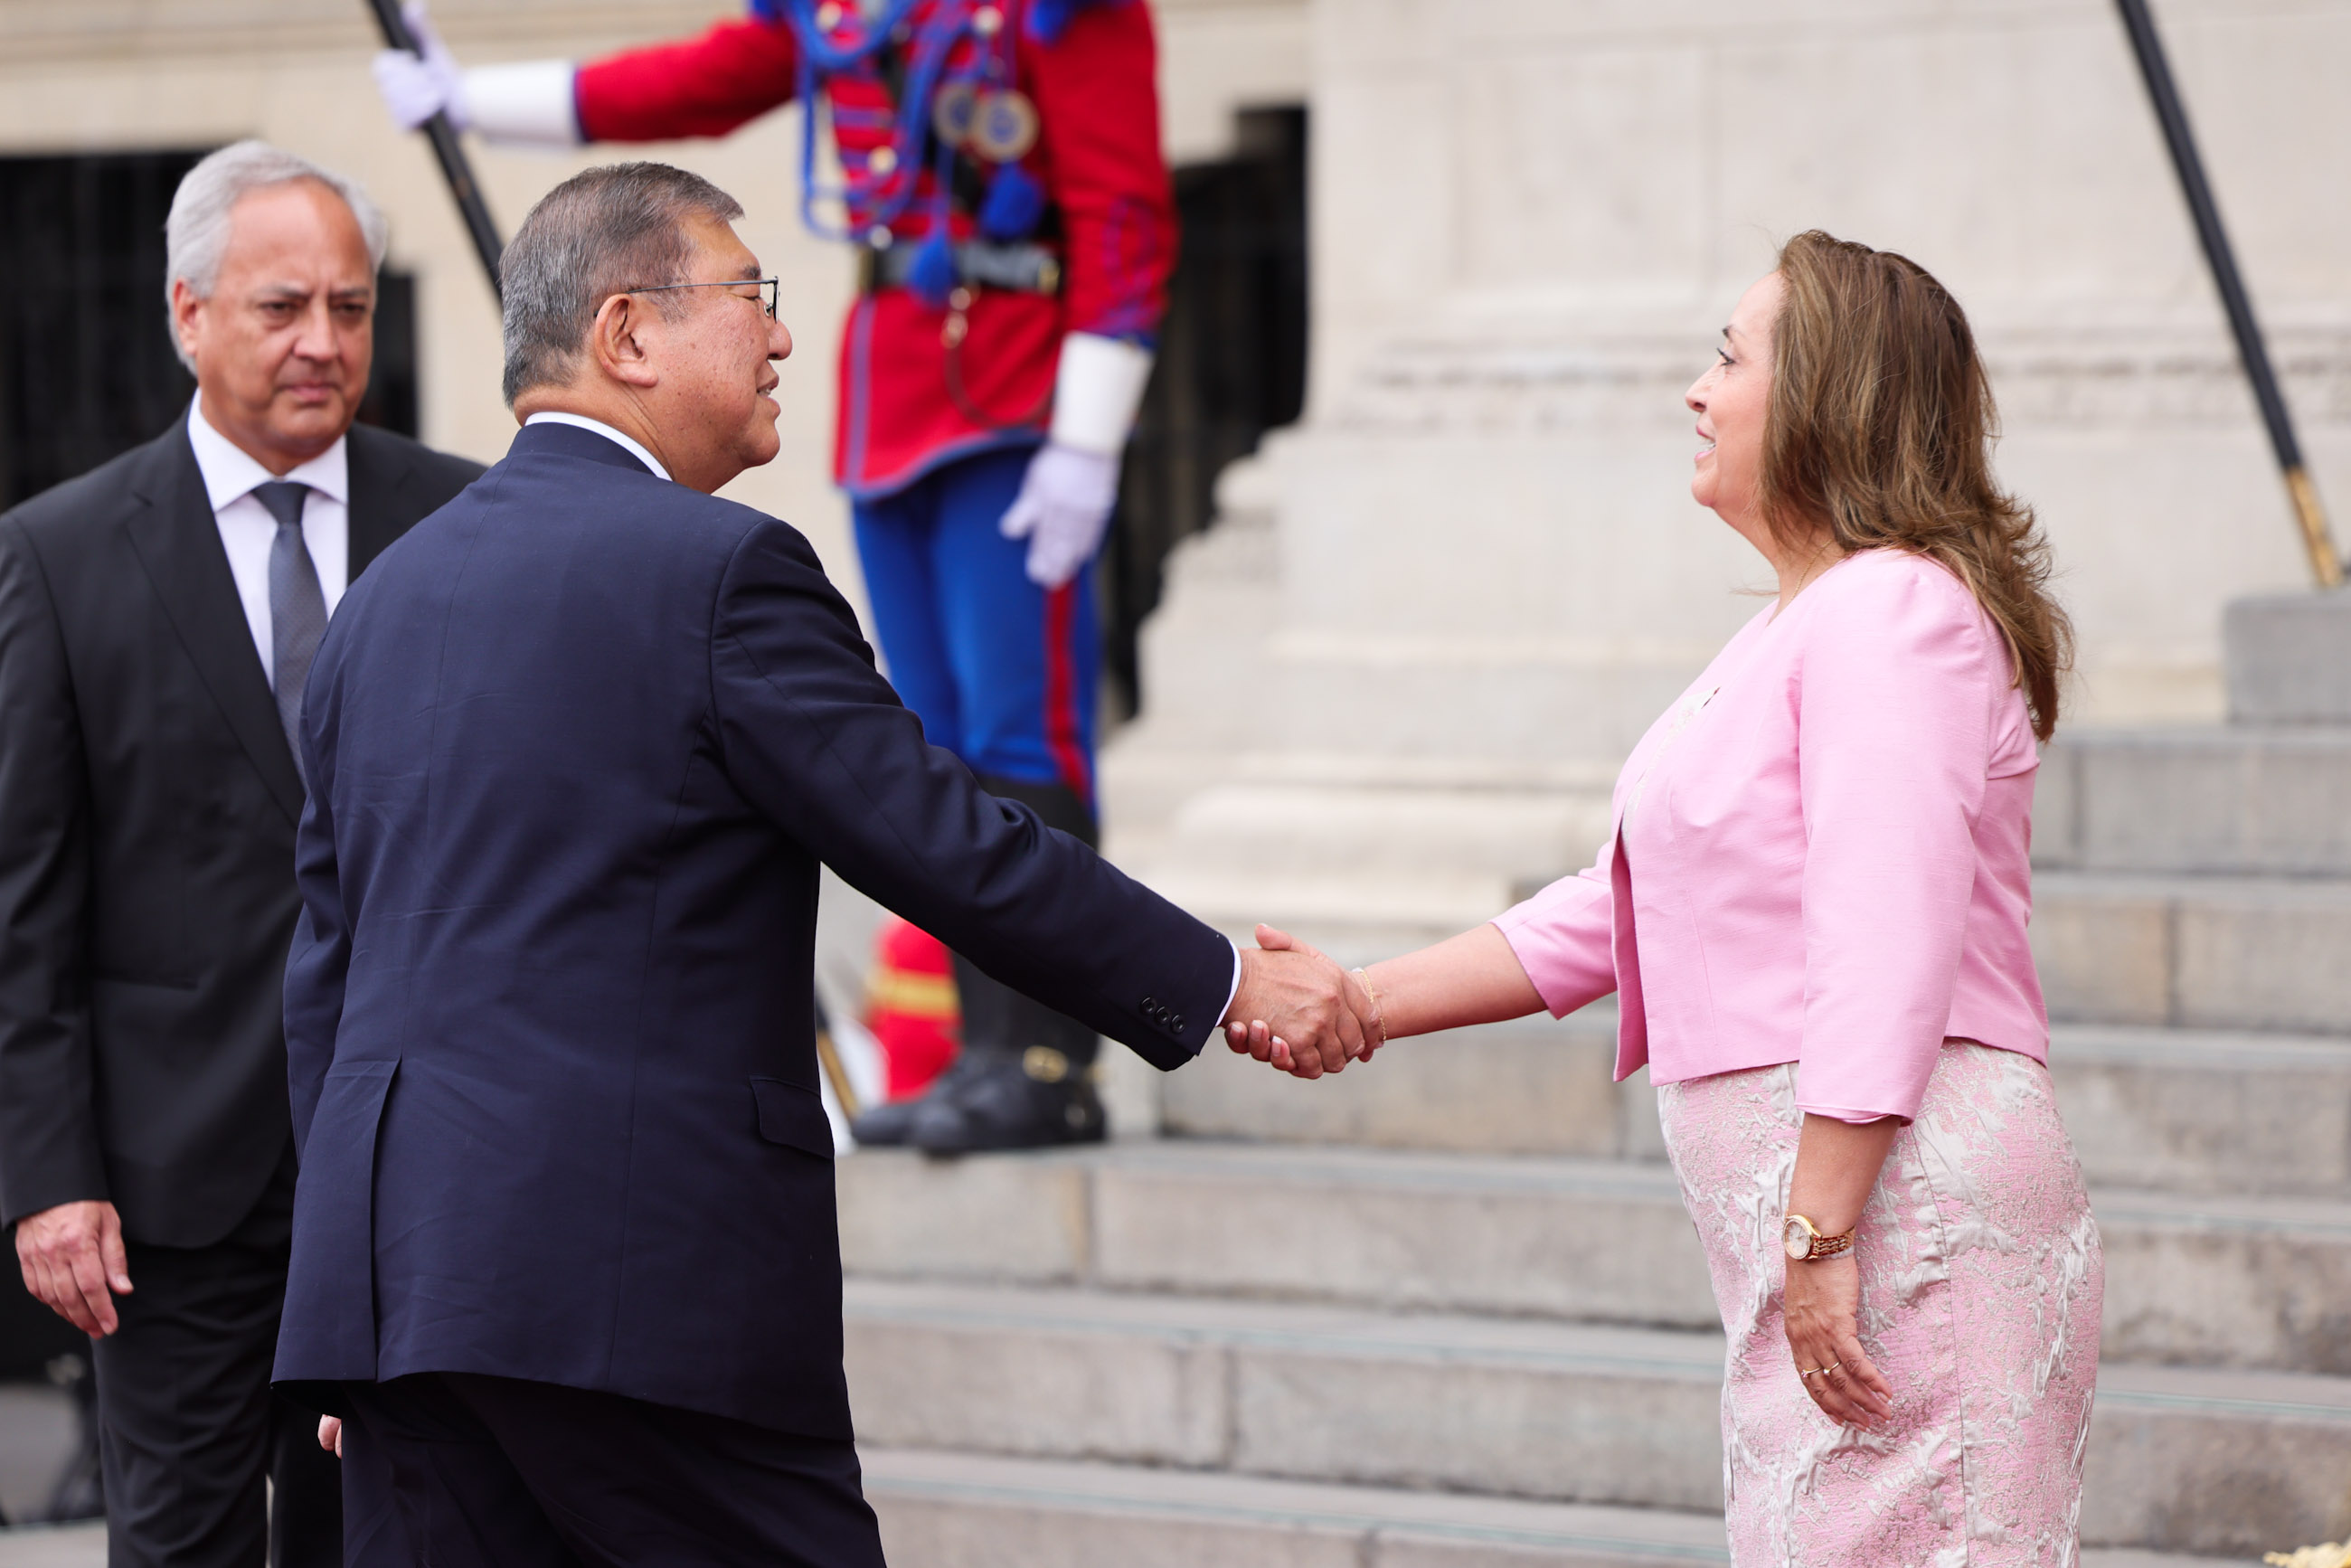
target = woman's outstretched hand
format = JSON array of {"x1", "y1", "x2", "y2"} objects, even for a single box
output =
[
  {"x1": 1220, "y1": 925, "x2": 1379, "y2": 1079},
  {"x1": 1783, "y1": 1255, "x2": 1893, "y2": 1431}
]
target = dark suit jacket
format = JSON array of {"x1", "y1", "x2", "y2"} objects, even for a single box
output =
[
  {"x1": 270, "y1": 421, "x2": 1232, "y2": 1437},
  {"x1": 0, "y1": 420, "x2": 483, "y2": 1247}
]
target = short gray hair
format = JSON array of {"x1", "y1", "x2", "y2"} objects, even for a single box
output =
[
  {"x1": 499, "y1": 162, "x2": 745, "y2": 406},
  {"x1": 165, "y1": 141, "x2": 390, "y2": 371}
]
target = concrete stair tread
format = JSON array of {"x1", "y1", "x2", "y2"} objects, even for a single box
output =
[
  {"x1": 848, "y1": 1274, "x2": 2351, "y2": 1412},
  {"x1": 847, "y1": 1276, "x2": 1725, "y2": 1375},
  {"x1": 847, "y1": 1135, "x2": 1681, "y2": 1198},
  {"x1": 2025, "y1": 873, "x2": 2350, "y2": 1032},
  {"x1": 2039, "y1": 869, "x2": 2351, "y2": 901},
  {"x1": 2063, "y1": 726, "x2": 2351, "y2": 750},
  {"x1": 2052, "y1": 1022, "x2": 2351, "y2": 1065},
  {"x1": 2098, "y1": 1358, "x2": 2351, "y2": 1420},
  {"x1": 865, "y1": 1449, "x2": 2259, "y2": 1566},
  {"x1": 2038, "y1": 725, "x2": 2351, "y2": 877},
  {"x1": 1131, "y1": 1137, "x2": 2351, "y2": 1248},
  {"x1": 898, "y1": 1134, "x2": 2351, "y2": 1231},
  {"x1": 2092, "y1": 1185, "x2": 2351, "y2": 1233},
  {"x1": 864, "y1": 1448, "x2": 1740, "y2": 1564},
  {"x1": 1103, "y1": 1137, "x2": 1678, "y2": 1194}
]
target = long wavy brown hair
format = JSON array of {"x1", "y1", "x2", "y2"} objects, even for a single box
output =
[{"x1": 1761, "y1": 231, "x2": 2072, "y2": 741}]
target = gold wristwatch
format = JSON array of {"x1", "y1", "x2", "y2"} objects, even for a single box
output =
[{"x1": 1782, "y1": 1214, "x2": 1855, "y2": 1262}]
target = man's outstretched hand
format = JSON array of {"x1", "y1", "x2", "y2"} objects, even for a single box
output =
[
  {"x1": 15, "y1": 1200, "x2": 132, "y2": 1337},
  {"x1": 1220, "y1": 925, "x2": 1377, "y2": 1079}
]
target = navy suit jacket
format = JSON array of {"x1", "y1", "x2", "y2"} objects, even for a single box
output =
[{"x1": 270, "y1": 421, "x2": 1232, "y2": 1436}]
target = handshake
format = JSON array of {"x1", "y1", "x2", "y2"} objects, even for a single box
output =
[{"x1": 1217, "y1": 925, "x2": 1386, "y2": 1080}]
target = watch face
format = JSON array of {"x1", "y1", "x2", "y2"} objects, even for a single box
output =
[{"x1": 1783, "y1": 1216, "x2": 1812, "y2": 1260}]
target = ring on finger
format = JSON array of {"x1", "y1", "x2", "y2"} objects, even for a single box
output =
[{"x1": 1800, "y1": 1360, "x2": 1842, "y2": 1380}]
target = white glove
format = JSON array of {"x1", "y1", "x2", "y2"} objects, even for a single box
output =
[
  {"x1": 1000, "y1": 443, "x2": 1119, "y2": 590},
  {"x1": 372, "y1": 3, "x2": 468, "y2": 131}
]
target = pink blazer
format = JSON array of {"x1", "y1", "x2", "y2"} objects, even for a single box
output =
[{"x1": 1494, "y1": 549, "x2": 2046, "y2": 1123}]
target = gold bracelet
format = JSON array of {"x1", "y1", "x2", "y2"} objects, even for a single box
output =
[{"x1": 1350, "y1": 968, "x2": 1388, "y2": 1052}]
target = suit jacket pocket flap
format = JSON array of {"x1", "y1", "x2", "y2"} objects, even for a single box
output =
[{"x1": 750, "y1": 1077, "x2": 833, "y2": 1158}]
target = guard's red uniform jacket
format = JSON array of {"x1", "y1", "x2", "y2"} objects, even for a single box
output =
[{"x1": 573, "y1": 0, "x2": 1175, "y2": 498}]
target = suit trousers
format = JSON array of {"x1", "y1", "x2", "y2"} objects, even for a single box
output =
[
  {"x1": 92, "y1": 1148, "x2": 342, "y2": 1568},
  {"x1": 338, "y1": 1373, "x2": 886, "y2": 1568}
]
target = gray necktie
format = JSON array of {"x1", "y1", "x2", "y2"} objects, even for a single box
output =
[{"x1": 254, "y1": 480, "x2": 326, "y2": 773}]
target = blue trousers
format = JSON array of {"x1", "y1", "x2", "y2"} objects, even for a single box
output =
[{"x1": 852, "y1": 446, "x2": 1099, "y2": 804}]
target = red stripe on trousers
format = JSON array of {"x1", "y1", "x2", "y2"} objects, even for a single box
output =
[{"x1": 1042, "y1": 583, "x2": 1092, "y2": 805}]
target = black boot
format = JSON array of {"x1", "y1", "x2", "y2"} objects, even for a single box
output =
[
  {"x1": 905, "y1": 1045, "x2": 1106, "y2": 1155},
  {"x1": 906, "y1": 961, "x2": 1106, "y2": 1155},
  {"x1": 907, "y1": 777, "x2": 1108, "y2": 1157},
  {"x1": 848, "y1": 1045, "x2": 988, "y2": 1148}
]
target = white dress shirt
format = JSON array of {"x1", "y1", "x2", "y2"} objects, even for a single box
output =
[
  {"x1": 524, "y1": 411, "x2": 672, "y2": 481},
  {"x1": 185, "y1": 400, "x2": 349, "y2": 691}
]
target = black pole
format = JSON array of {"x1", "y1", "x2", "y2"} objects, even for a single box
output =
[
  {"x1": 2114, "y1": 0, "x2": 2340, "y2": 588},
  {"x1": 364, "y1": 0, "x2": 505, "y2": 302}
]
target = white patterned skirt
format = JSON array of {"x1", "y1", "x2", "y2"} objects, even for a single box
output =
[{"x1": 1655, "y1": 1044, "x2": 2104, "y2": 1567}]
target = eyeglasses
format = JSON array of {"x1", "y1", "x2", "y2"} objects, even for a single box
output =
[{"x1": 613, "y1": 277, "x2": 781, "y2": 319}]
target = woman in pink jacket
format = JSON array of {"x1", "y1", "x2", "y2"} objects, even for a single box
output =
[{"x1": 1235, "y1": 231, "x2": 2101, "y2": 1563}]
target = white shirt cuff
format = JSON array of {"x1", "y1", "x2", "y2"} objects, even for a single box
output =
[
  {"x1": 464, "y1": 61, "x2": 581, "y2": 147},
  {"x1": 1211, "y1": 938, "x2": 1242, "y2": 1048}
]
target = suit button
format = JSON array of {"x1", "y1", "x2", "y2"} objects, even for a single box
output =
[
  {"x1": 1170, "y1": 1015, "x2": 1185, "y2": 1033},
  {"x1": 1142, "y1": 996, "x2": 1157, "y2": 1010}
]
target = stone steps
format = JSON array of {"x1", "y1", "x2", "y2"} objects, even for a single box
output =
[
  {"x1": 842, "y1": 1279, "x2": 2345, "y2": 1557},
  {"x1": 839, "y1": 1143, "x2": 2351, "y2": 1373},
  {"x1": 845, "y1": 1280, "x2": 1726, "y2": 1513},
  {"x1": 866, "y1": 1450, "x2": 2253, "y2": 1568},
  {"x1": 2035, "y1": 871, "x2": 2351, "y2": 1034},
  {"x1": 1157, "y1": 1015, "x2": 2351, "y2": 1197},
  {"x1": 864, "y1": 1448, "x2": 1740, "y2": 1568},
  {"x1": 2054, "y1": 1025, "x2": 2351, "y2": 1196},
  {"x1": 864, "y1": 1450, "x2": 2255, "y2": 1567},
  {"x1": 2039, "y1": 727, "x2": 2351, "y2": 877}
]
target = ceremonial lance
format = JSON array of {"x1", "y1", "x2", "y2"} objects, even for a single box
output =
[
  {"x1": 363, "y1": 0, "x2": 505, "y2": 301},
  {"x1": 812, "y1": 995, "x2": 864, "y2": 1123},
  {"x1": 2115, "y1": 0, "x2": 2343, "y2": 589}
]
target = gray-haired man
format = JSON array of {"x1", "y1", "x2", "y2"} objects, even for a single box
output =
[{"x1": 0, "y1": 141, "x2": 479, "y2": 1567}]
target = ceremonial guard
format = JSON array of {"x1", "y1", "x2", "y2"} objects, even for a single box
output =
[{"x1": 375, "y1": 0, "x2": 1175, "y2": 1152}]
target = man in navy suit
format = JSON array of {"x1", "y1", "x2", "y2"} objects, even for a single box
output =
[{"x1": 271, "y1": 162, "x2": 1366, "y2": 1565}]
